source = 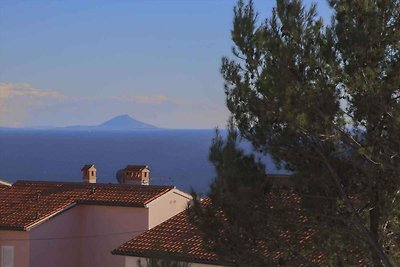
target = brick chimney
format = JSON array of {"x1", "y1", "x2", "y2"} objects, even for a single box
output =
[
  {"x1": 122, "y1": 165, "x2": 150, "y2": 185},
  {"x1": 81, "y1": 164, "x2": 96, "y2": 183}
]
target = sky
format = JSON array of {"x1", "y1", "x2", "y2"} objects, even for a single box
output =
[{"x1": 0, "y1": 0, "x2": 332, "y2": 129}]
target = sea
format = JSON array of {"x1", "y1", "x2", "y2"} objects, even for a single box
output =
[{"x1": 0, "y1": 129, "x2": 284, "y2": 194}]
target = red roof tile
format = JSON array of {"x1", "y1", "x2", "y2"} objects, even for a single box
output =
[
  {"x1": 124, "y1": 165, "x2": 149, "y2": 172},
  {"x1": 113, "y1": 207, "x2": 223, "y2": 265},
  {"x1": 0, "y1": 180, "x2": 173, "y2": 231},
  {"x1": 113, "y1": 193, "x2": 369, "y2": 266},
  {"x1": 81, "y1": 164, "x2": 95, "y2": 171}
]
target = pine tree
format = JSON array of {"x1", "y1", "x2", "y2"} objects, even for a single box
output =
[{"x1": 189, "y1": 0, "x2": 400, "y2": 266}]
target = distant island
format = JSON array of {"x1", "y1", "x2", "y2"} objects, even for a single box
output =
[
  {"x1": 0, "y1": 115, "x2": 159, "y2": 131},
  {"x1": 65, "y1": 115, "x2": 157, "y2": 131}
]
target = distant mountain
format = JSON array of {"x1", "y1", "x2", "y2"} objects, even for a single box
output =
[
  {"x1": 97, "y1": 115, "x2": 157, "y2": 130},
  {"x1": 64, "y1": 115, "x2": 158, "y2": 131},
  {"x1": 0, "y1": 115, "x2": 158, "y2": 131}
]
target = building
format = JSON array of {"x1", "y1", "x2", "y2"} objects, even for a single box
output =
[
  {"x1": 122, "y1": 165, "x2": 150, "y2": 185},
  {"x1": 112, "y1": 205, "x2": 225, "y2": 267},
  {"x1": 0, "y1": 168, "x2": 191, "y2": 267},
  {"x1": 114, "y1": 197, "x2": 315, "y2": 267},
  {"x1": 81, "y1": 164, "x2": 97, "y2": 183},
  {"x1": 111, "y1": 177, "x2": 312, "y2": 267},
  {"x1": 113, "y1": 193, "x2": 369, "y2": 267}
]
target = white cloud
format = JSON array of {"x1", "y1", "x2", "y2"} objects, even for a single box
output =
[
  {"x1": 0, "y1": 83, "x2": 65, "y2": 102},
  {"x1": 111, "y1": 94, "x2": 187, "y2": 105},
  {"x1": 0, "y1": 83, "x2": 67, "y2": 127},
  {"x1": 0, "y1": 82, "x2": 228, "y2": 128}
]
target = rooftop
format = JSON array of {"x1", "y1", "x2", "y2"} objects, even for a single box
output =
[
  {"x1": 113, "y1": 192, "x2": 368, "y2": 266},
  {"x1": 113, "y1": 193, "x2": 322, "y2": 266},
  {"x1": 124, "y1": 165, "x2": 149, "y2": 172},
  {"x1": 113, "y1": 204, "x2": 222, "y2": 265},
  {"x1": 81, "y1": 164, "x2": 95, "y2": 171},
  {"x1": 0, "y1": 180, "x2": 174, "y2": 231}
]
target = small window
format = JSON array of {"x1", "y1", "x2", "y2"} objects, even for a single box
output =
[
  {"x1": 91, "y1": 171, "x2": 94, "y2": 176},
  {"x1": 143, "y1": 172, "x2": 147, "y2": 178},
  {"x1": 1, "y1": 246, "x2": 14, "y2": 267}
]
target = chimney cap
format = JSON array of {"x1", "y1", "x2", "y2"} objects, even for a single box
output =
[
  {"x1": 81, "y1": 164, "x2": 95, "y2": 171},
  {"x1": 123, "y1": 165, "x2": 149, "y2": 172}
]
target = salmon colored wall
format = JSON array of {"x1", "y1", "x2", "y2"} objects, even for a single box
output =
[
  {"x1": 79, "y1": 205, "x2": 149, "y2": 267},
  {"x1": 29, "y1": 205, "x2": 81, "y2": 267},
  {"x1": 125, "y1": 256, "x2": 225, "y2": 267},
  {"x1": 5, "y1": 205, "x2": 149, "y2": 267},
  {"x1": 147, "y1": 189, "x2": 191, "y2": 229},
  {"x1": 0, "y1": 189, "x2": 190, "y2": 267},
  {"x1": 0, "y1": 231, "x2": 30, "y2": 267}
]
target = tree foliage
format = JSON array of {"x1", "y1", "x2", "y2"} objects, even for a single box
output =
[
  {"x1": 116, "y1": 169, "x2": 124, "y2": 184},
  {"x1": 189, "y1": 0, "x2": 400, "y2": 266},
  {"x1": 189, "y1": 125, "x2": 328, "y2": 266}
]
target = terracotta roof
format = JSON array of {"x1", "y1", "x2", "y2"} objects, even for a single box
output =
[
  {"x1": 113, "y1": 193, "x2": 369, "y2": 266},
  {"x1": 113, "y1": 194, "x2": 319, "y2": 266},
  {"x1": 81, "y1": 164, "x2": 95, "y2": 171},
  {"x1": 113, "y1": 207, "x2": 223, "y2": 265},
  {"x1": 0, "y1": 180, "x2": 173, "y2": 231},
  {"x1": 124, "y1": 165, "x2": 149, "y2": 172}
]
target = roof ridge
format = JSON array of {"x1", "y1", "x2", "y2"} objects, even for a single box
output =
[
  {"x1": 144, "y1": 187, "x2": 176, "y2": 205},
  {"x1": 14, "y1": 180, "x2": 174, "y2": 189},
  {"x1": 0, "y1": 180, "x2": 177, "y2": 231}
]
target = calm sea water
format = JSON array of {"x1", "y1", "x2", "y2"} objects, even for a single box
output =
[{"x1": 0, "y1": 129, "x2": 283, "y2": 193}]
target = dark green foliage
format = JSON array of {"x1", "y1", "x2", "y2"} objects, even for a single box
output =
[
  {"x1": 116, "y1": 169, "x2": 124, "y2": 184},
  {"x1": 189, "y1": 0, "x2": 400, "y2": 266},
  {"x1": 189, "y1": 125, "x2": 275, "y2": 266},
  {"x1": 189, "y1": 125, "x2": 326, "y2": 266}
]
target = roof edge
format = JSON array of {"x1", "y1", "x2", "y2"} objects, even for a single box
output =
[
  {"x1": 25, "y1": 202, "x2": 77, "y2": 231},
  {"x1": 171, "y1": 188, "x2": 192, "y2": 200},
  {"x1": 144, "y1": 188, "x2": 192, "y2": 208},
  {"x1": 0, "y1": 225, "x2": 25, "y2": 231},
  {"x1": 13, "y1": 180, "x2": 175, "y2": 189},
  {"x1": 143, "y1": 187, "x2": 174, "y2": 206},
  {"x1": 76, "y1": 200, "x2": 146, "y2": 208},
  {"x1": 111, "y1": 249, "x2": 233, "y2": 266}
]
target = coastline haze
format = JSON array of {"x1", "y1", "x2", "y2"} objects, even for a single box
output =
[{"x1": 0, "y1": 0, "x2": 332, "y2": 129}]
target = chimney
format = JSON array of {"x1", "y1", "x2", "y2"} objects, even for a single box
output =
[
  {"x1": 122, "y1": 165, "x2": 150, "y2": 185},
  {"x1": 81, "y1": 164, "x2": 96, "y2": 183}
]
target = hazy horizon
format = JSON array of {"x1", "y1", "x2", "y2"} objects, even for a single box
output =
[
  {"x1": 0, "y1": 0, "x2": 332, "y2": 129},
  {"x1": 0, "y1": 114, "x2": 226, "y2": 130}
]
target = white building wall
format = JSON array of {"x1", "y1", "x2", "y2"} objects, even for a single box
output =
[{"x1": 147, "y1": 189, "x2": 191, "y2": 229}]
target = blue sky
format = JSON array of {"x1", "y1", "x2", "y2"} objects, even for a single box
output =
[{"x1": 0, "y1": 0, "x2": 332, "y2": 129}]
